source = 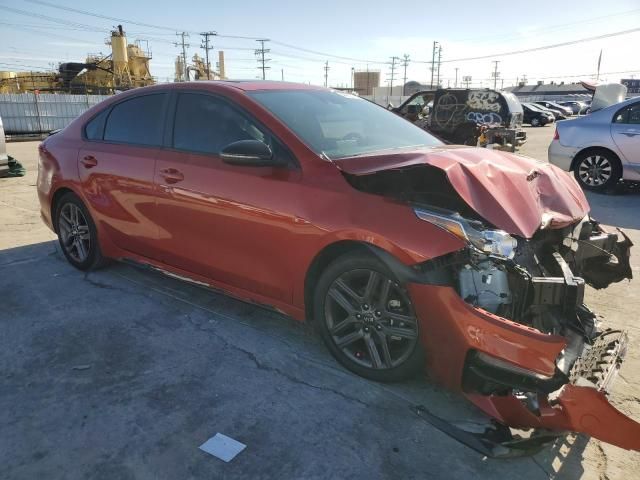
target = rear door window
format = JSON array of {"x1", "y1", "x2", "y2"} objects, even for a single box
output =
[{"x1": 103, "y1": 93, "x2": 167, "y2": 146}]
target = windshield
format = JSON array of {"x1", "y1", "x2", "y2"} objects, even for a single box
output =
[{"x1": 248, "y1": 89, "x2": 442, "y2": 159}]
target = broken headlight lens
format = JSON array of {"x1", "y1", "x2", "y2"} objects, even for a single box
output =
[{"x1": 413, "y1": 207, "x2": 517, "y2": 259}]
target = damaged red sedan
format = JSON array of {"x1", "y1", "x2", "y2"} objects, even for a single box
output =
[{"x1": 37, "y1": 81, "x2": 637, "y2": 456}]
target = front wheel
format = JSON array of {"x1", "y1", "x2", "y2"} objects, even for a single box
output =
[
  {"x1": 573, "y1": 150, "x2": 621, "y2": 192},
  {"x1": 55, "y1": 192, "x2": 108, "y2": 270},
  {"x1": 530, "y1": 117, "x2": 540, "y2": 127},
  {"x1": 313, "y1": 252, "x2": 423, "y2": 382}
]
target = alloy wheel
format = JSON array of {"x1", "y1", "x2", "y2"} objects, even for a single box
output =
[
  {"x1": 58, "y1": 203, "x2": 91, "y2": 263},
  {"x1": 324, "y1": 269, "x2": 418, "y2": 370},
  {"x1": 578, "y1": 155, "x2": 612, "y2": 187}
]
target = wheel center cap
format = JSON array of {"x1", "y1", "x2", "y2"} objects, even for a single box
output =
[{"x1": 362, "y1": 312, "x2": 375, "y2": 324}]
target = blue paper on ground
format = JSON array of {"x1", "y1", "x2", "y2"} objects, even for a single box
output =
[{"x1": 199, "y1": 433, "x2": 246, "y2": 462}]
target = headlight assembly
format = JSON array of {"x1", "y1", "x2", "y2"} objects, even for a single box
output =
[{"x1": 414, "y1": 207, "x2": 517, "y2": 259}]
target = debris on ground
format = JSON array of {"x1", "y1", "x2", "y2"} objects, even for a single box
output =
[
  {"x1": 71, "y1": 364, "x2": 92, "y2": 371},
  {"x1": 199, "y1": 433, "x2": 246, "y2": 462},
  {"x1": 0, "y1": 156, "x2": 26, "y2": 178}
]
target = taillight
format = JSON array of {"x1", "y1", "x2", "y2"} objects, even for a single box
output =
[{"x1": 553, "y1": 128, "x2": 559, "y2": 141}]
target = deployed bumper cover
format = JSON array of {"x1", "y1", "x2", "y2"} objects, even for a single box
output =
[{"x1": 407, "y1": 284, "x2": 640, "y2": 452}]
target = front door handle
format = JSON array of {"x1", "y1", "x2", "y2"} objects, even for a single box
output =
[
  {"x1": 80, "y1": 155, "x2": 98, "y2": 168},
  {"x1": 159, "y1": 168, "x2": 184, "y2": 184}
]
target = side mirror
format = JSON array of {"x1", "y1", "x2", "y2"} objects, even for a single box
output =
[{"x1": 220, "y1": 140, "x2": 280, "y2": 167}]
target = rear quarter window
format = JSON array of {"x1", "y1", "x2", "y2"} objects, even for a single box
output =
[{"x1": 84, "y1": 108, "x2": 109, "y2": 140}]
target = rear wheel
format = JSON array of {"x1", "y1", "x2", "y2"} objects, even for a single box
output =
[
  {"x1": 573, "y1": 150, "x2": 621, "y2": 192},
  {"x1": 314, "y1": 252, "x2": 423, "y2": 382},
  {"x1": 55, "y1": 192, "x2": 108, "y2": 270}
]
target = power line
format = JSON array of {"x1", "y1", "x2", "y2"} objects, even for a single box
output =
[
  {"x1": 451, "y1": 8, "x2": 640, "y2": 45},
  {"x1": 3, "y1": 6, "x2": 109, "y2": 33},
  {"x1": 270, "y1": 40, "x2": 386, "y2": 65},
  {"x1": 255, "y1": 39, "x2": 271, "y2": 80},
  {"x1": 16, "y1": 0, "x2": 640, "y2": 68},
  {"x1": 442, "y1": 27, "x2": 640, "y2": 63},
  {"x1": 10, "y1": 0, "x2": 640, "y2": 89},
  {"x1": 22, "y1": 0, "x2": 260, "y2": 40}
]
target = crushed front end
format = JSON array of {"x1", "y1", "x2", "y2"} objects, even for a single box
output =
[{"x1": 406, "y1": 209, "x2": 638, "y2": 453}]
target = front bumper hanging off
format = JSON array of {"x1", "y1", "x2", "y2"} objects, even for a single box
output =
[
  {"x1": 467, "y1": 330, "x2": 640, "y2": 453},
  {"x1": 407, "y1": 283, "x2": 640, "y2": 455}
]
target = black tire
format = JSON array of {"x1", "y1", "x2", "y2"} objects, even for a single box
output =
[
  {"x1": 313, "y1": 252, "x2": 424, "y2": 382},
  {"x1": 54, "y1": 192, "x2": 108, "y2": 270},
  {"x1": 573, "y1": 149, "x2": 621, "y2": 193}
]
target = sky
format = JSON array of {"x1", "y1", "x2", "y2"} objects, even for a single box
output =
[{"x1": 1, "y1": 0, "x2": 640, "y2": 89}]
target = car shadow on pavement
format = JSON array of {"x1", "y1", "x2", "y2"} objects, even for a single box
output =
[
  {"x1": 1, "y1": 240, "x2": 593, "y2": 479},
  {"x1": 586, "y1": 183, "x2": 640, "y2": 230}
]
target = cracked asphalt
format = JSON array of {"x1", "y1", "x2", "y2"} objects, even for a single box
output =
[{"x1": 2, "y1": 128, "x2": 640, "y2": 479}]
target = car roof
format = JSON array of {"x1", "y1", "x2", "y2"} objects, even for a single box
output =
[{"x1": 178, "y1": 80, "x2": 325, "y2": 92}]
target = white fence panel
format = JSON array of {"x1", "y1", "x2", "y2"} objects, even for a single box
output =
[{"x1": 0, "y1": 93, "x2": 111, "y2": 134}]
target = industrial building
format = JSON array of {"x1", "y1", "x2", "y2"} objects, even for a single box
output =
[
  {"x1": 0, "y1": 25, "x2": 154, "y2": 94},
  {"x1": 504, "y1": 82, "x2": 591, "y2": 102},
  {"x1": 353, "y1": 70, "x2": 380, "y2": 96}
]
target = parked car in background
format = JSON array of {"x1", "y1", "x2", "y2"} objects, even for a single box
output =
[
  {"x1": 549, "y1": 97, "x2": 640, "y2": 191},
  {"x1": 534, "y1": 101, "x2": 573, "y2": 117},
  {"x1": 534, "y1": 104, "x2": 567, "y2": 121},
  {"x1": 37, "y1": 81, "x2": 639, "y2": 455},
  {"x1": 522, "y1": 103, "x2": 555, "y2": 126},
  {"x1": 558, "y1": 100, "x2": 588, "y2": 115}
]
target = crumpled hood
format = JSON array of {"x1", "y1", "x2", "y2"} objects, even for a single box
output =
[{"x1": 333, "y1": 146, "x2": 589, "y2": 238}]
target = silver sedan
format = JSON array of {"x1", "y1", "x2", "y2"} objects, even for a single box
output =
[{"x1": 548, "y1": 97, "x2": 640, "y2": 192}]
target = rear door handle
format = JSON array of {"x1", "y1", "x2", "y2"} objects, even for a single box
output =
[
  {"x1": 80, "y1": 155, "x2": 98, "y2": 168},
  {"x1": 618, "y1": 131, "x2": 640, "y2": 137},
  {"x1": 159, "y1": 167, "x2": 184, "y2": 184}
]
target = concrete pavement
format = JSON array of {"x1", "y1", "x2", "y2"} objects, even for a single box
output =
[{"x1": 1, "y1": 129, "x2": 639, "y2": 479}]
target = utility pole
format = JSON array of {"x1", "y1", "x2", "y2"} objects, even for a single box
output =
[
  {"x1": 281, "y1": 68, "x2": 284, "y2": 81},
  {"x1": 521, "y1": 74, "x2": 527, "y2": 85},
  {"x1": 200, "y1": 31, "x2": 216, "y2": 80},
  {"x1": 401, "y1": 54, "x2": 410, "y2": 96},
  {"x1": 255, "y1": 39, "x2": 271, "y2": 80},
  {"x1": 323, "y1": 61, "x2": 330, "y2": 87},
  {"x1": 492, "y1": 60, "x2": 500, "y2": 89},
  {"x1": 387, "y1": 56, "x2": 399, "y2": 104},
  {"x1": 351, "y1": 66, "x2": 355, "y2": 90},
  {"x1": 175, "y1": 32, "x2": 190, "y2": 81},
  {"x1": 454, "y1": 67, "x2": 459, "y2": 88},
  {"x1": 429, "y1": 41, "x2": 439, "y2": 89},
  {"x1": 436, "y1": 45, "x2": 442, "y2": 87}
]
